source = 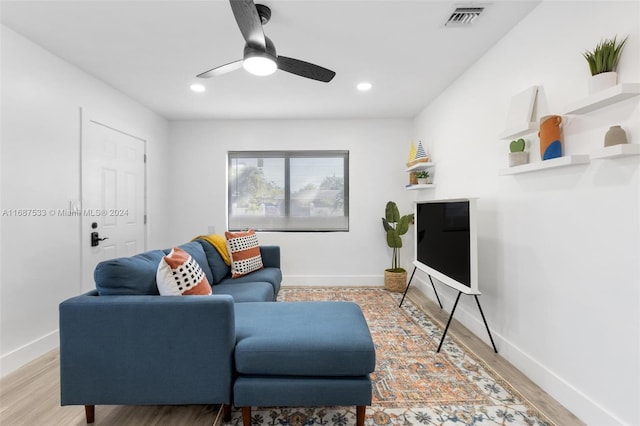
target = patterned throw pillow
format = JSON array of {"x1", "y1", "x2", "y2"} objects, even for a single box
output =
[
  {"x1": 225, "y1": 229, "x2": 264, "y2": 278},
  {"x1": 156, "y1": 247, "x2": 212, "y2": 295}
]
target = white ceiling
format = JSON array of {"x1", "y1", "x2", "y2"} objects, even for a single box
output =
[{"x1": 1, "y1": 0, "x2": 540, "y2": 120}]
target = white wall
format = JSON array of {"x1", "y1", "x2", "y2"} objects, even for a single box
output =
[
  {"x1": 0, "y1": 25, "x2": 172, "y2": 377},
  {"x1": 168, "y1": 119, "x2": 413, "y2": 285},
  {"x1": 411, "y1": 1, "x2": 639, "y2": 425}
]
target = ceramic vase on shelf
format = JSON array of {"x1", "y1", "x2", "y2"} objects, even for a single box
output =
[
  {"x1": 539, "y1": 115, "x2": 563, "y2": 160},
  {"x1": 588, "y1": 72, "x2": 617, "y2": 95},
  {"x1": 409, "y1": 172, "x2": 418, "y2": 185},
  {"x1": 604, "y1": 125, "x2": 628, "y2": 147}
]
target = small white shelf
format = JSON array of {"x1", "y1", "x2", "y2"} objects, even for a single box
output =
[
  {"x1": 499, "y1": 122, "x2": 538, "y2": 140},
  {"x1": 499, "y1": 155, "x2": 590, "y2": 175},
  {"x1": 564, "y1": 83, "x2": 640, "y2": 114},
  {"x1": 405, "y1": 162, "x2": 435, "y2": 172},
  {"x1": 405, "y1": 184, "x2": 436, "y2": 190},
  {"x1": 590, "y1": 144, "x2": 640, "y2": 160}
]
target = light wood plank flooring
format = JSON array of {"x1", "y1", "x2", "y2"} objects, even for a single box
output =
[{"x1": 1, "y1": 288, "x2": 583, "y2": 425}]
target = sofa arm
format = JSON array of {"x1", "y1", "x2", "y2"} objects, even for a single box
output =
[
  {"x1": 260, "y1": 245, "x2": 280, "y2": 268},
  {"x1": 60, "y1": 292, "x2": 235, "y2": 406}
]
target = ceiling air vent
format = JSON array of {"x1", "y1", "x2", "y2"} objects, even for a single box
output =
[{"x1": 445, "y1": 7, "x2": 484, "y2": 27}]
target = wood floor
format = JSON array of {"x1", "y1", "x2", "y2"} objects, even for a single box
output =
[
  {"x1": 406, "y1": 287, "x2": 584, "y2": 425},
  {"x1": 0, "y1": 288, "x2": 583, "y2": 425}
]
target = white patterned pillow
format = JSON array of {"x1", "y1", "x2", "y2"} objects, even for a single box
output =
[
  {"x1": 156, "y1": 247, "x2": 212, "y2": 295},
  {"x1": 225, "y1": 229, "x2": 264, "y2": 278}
]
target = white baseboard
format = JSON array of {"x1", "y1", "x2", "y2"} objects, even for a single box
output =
[
  {"x1": 410, "y1": 277, "x2": 622, "y2": 426},
  {"x1": 282, "y1": 275, "x2": 384, "y2": 287},
  {"x1": 0, "y1": 330, "x2": 59, "y2": 378}
]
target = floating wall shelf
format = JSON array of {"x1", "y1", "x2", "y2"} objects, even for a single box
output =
[
  {"x1": 406, "y1": 184, "x2": 436, "y2": 191},
  {"x1": 405, "y1": 162, "x2": 436, "y2": 172},
  {"x1": 499, "y1": 155, "x2": 590, "y2": 175},
  {"x1": 590, "y1": 144, "x2": 640, "y2": 160},
  {"x1": 405, "y1": 162, "x2": 436, "y2": 190},
  {"x1": 564, "y1": 83, "x2": 640, "y2": 114}
]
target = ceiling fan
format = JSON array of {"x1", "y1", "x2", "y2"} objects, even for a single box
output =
[{"x1": 197, "y1": 0, "x2": 336, "y2": 83}]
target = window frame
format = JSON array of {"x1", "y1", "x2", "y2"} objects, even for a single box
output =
[{"x1": 228, "y1": 150, "x2": 349, "y2": 232}]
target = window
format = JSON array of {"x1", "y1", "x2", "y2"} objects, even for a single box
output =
[{"x1": 228, "y1": 151, "x2": 349, "y2": 232}]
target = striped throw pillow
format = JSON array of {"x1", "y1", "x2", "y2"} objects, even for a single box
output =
[{"x1": 225, "y1": 230, "x2": 264, "y2": 278}]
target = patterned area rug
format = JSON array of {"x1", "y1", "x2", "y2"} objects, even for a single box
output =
[{"x1": 224, "y1": 287, "x2": 552, "y2": 426}]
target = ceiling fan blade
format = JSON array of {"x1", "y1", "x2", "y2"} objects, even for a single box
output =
[
  {"x1": 277, "y1": 56, "x2": 336, "y2": 83},
  {"x1": 230, "y1": 0, "x2": 266, "y2": 49},
  {"x1": 197, "y1": 60, "x2": 244, "y2": 78}
]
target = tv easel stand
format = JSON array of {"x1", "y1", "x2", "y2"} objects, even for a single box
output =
[{"x1": 399, "y1": 267, "x2": 498, "y2": 353}]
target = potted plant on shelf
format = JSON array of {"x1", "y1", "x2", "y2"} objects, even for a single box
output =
[
  {"x1": 414, "y1": 170, "x2": 430, "y2": 185},
  {"x1": 381, "y1": 201, "x2": 414, "y2": 293},
  {"x1": 583, "y1": 35, "x2": 628, "y2": 94}
]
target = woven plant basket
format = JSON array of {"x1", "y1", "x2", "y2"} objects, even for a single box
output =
[{"x1": 384, "y1": 270, "x2": 408, "y2": 293}]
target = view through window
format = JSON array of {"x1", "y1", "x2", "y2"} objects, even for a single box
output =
[{"x1": 228, "y1": 151, "x2": 349, "y2": 231}]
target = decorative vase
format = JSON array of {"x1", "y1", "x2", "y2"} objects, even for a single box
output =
[
  {"x1": 384, "y1": 270, "x2": 407, "y2": 293},
  {"x1": 409, "y1": 172, "x2": 418, "y2": 185},
  {"x1": 539, "y1": 115, "x2": 563, "y2": 160},
  {"x1": 509, "y1": 151, "x2": 529, "y2": 167},
  {"x1": 588, "y1": 72, "x2": 617, "y2": 95},
  {"x1": 417, "y1": 178, "x2": 428, "y2": 185},
  {"x1": 604, "y1": 125, "x2": 628, "y2": 147}
]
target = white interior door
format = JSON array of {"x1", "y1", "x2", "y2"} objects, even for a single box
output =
[{"x1": 81, "y1": 111, "x2": 146, "y2": 293}]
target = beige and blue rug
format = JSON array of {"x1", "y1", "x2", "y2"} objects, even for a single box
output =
[{"x1": 224, "y1": 287, "x2": 553, "y2": 426}]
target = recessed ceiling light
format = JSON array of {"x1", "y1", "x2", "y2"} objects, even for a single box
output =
[
  {"x1": 190, "y1": 83, "x2": 206, "y2": 93},
  {"x1": 357, "y1": 82, "x2": 372, "y2": 91}
]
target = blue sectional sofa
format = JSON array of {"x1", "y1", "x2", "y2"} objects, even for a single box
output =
[
  {"x1": 59, "y1": 239, "x2": 281, "y2": 423},
  {"x1": 60, "y1": 239, "x2": 375, "y2": 426}
]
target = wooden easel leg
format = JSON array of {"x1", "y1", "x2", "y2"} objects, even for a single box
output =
[
  {"x1": 474, "y1": 295, "x2": 498, "y2": 353},
  {"x1": 437, "y1": 291, "x2": 462, "y2": 352},
  {"x1": 399, "y1": 267, "x2": 416, "y2": 307},
  {"x1": 242, "y1": 406, "x2": 251, "y2": 426},
  {"x1": 84, "y1": 405, "x2": 95, "y2": 424},
  {"x1": 356, "y1": 405, "x2": 366, "y2": 426}
]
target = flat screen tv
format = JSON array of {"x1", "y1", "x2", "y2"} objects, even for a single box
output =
[{"x1": 414, "y1": 198, "x2": 479, "y2": 295}]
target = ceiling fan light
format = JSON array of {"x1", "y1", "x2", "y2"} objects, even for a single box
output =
[{"x1": 243, "y1": 54, "x2": 277, "y2": 76}]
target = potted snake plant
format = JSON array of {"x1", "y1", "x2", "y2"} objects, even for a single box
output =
[
  {"x1": 583, "y1": 35, "x2": 628, "y2": 94},
  {"x1": 381, "y1": 201, "x2": 414, "y2": 292}
]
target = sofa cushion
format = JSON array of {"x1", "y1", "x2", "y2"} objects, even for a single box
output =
[
  {"x1": 234, "y1": 302, "x2": 376, "y2": 376},
  {"x1": 211, "y1": 282, "x2": 274, "y2": 303},
  {"x1": 194, "y1": 239, "x2": 231, "y2": 284},
  {"x1": 218, "y1": 267, "x2": 281, "y2": 297},
  {"x1": 225, "y1": 230, "x2": 263, "y2": 278},
  {"x1": 95, "y1": 250, "x2": 165, "y2": 295},
  {"x1": 156, "y1": 247, "x2": 212, "y2": 296}
]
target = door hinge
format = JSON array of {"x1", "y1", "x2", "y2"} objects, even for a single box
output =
[
  {"x1": 143, "y1": 154, "x2": 147, "y2": 163},
  {"x1": 144, "y1": 214, "x2": 147, "y2": 224}
]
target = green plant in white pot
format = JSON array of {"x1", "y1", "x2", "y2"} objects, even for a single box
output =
[
  {"x1": 583, "y1": 35, "x2": 628, "y2": 94},
  {"x1": 381, "y1": 201, "x2": 414, "y2": 292},
  {"x1": 414, "y1": 170, "x2": 430, "y2": 185}
]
